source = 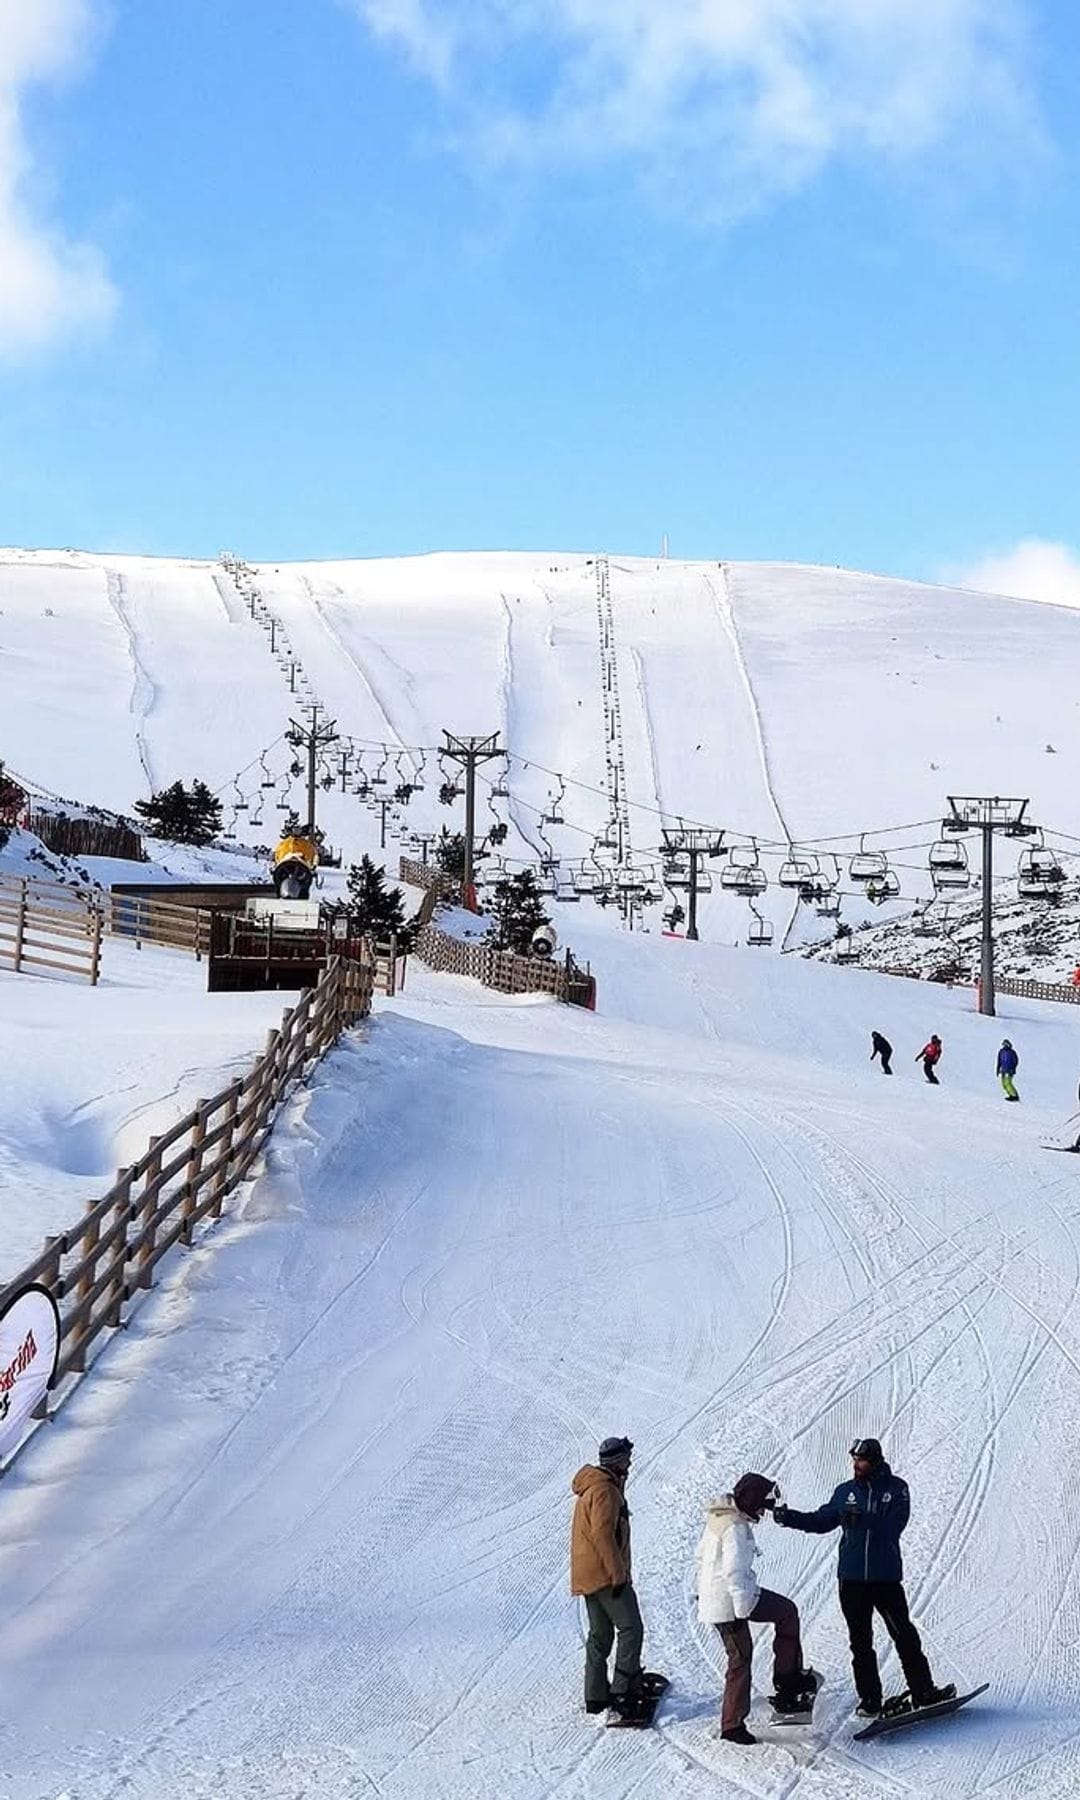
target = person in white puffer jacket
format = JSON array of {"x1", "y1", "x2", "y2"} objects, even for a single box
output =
[{"x1": 696, "y1": 1472, "x2": 818, "y2": 1744}]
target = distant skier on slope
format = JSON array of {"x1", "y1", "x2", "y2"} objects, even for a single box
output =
[
  {"x1": 870, "y1": 1031, "x2": 893, "y2": 1074},
  {"x1": 916, "y1": 1035, "x2": 942, "y2": 1084},
  {"x1": 773, "y1": 1438, "x2": 954, "y2": 1719},
  {"x1": 695, "y1": 1473, "x2": 820, "y2": 1745},
  {"x1": 571, "y1": 1437, "x2": 653, "y2": 1715},
  {"x1": 996, "y1": 1038, "x2": 1020, "y2": 1101}
]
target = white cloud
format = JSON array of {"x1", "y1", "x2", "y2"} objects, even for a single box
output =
[
  {"x1": 0, "y1": 0, "x2": 116, "y2": 360},
  {"x1": 346, "y1": 0, "x2": 1036, "y2": 219},
  {"x1": 955, "y1": 539, "x2": 1080, "y2": 611}
]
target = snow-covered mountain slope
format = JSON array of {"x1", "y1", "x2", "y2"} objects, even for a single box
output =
[
  {"x1": 2, "y1": 924, "x2": 1078, "y2": 1799},
  {"x1": 3, "y1": 547, "x2": 1079, "y2": 948}
]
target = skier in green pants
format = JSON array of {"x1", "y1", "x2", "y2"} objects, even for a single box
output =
[{"x1": 996, "y1": 1039, "x2": 1020, "y2": 1101}]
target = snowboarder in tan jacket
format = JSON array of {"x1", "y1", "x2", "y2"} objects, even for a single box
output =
[{"x1": 570, "y1": 1436, "x2": 646, "y2": 1713}]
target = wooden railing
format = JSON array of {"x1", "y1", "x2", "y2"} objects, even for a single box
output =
[
  {"x1": 994, "y1": 976, "x2": 1080, "y2": 1006},
  {"x1": 0, "y1": 955, "x2": 373, "y2": 1468},
  {"x1": 413, "y1": 921, "x2": 595, "y2": 1008},
  {"x1": 0, "y1": 875, "x2": 102, "y2": 985},
  {"x1": 108, "y1": 891, "x2": 213, "y2": 958}
]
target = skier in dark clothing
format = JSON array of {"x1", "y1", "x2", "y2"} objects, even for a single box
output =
[
  {"x1": 996, "y1": 1039, "x2": 1019, "y2": 1101},
  {"x1": 870, "y1": 1031, "x2": 893, "y2": 1074},
  {"x1": 916, "y1": 1035, "x2": 942, "y2": 1084},
  {"x1": 773, "y1": 1439, "x2": 954, "y2": 1717}
]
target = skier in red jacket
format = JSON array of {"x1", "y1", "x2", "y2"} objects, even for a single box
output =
[{"x1": 916, "y1": 1036, "x2": 942, "y2": 1085}]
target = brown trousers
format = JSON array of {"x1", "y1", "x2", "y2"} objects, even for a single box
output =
[{"x1": 717, "y1": 1589, "x2": 802, "y2": 1730}]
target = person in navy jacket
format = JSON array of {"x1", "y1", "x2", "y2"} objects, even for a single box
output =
[
  {"x1": 996, "y1": 1039, "x2": 1020, "y2": 1101},
  {"x1": 772, "y1": 1439, "x2": 954, "y2": 1716}
]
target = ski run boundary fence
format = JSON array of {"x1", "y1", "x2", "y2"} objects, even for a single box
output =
[
  {"x1": 0, "y1": 954, "x2": 373, "y2": 1473},
  {"x1": 0, "y1": 875, "x2": 102, "y2": 984},
  {"x1": 877, "y1": 964, "x2": 1080, "y2": 1007},
  {"x1": 412, "y1": 920, "x2": 595, "y2": 1007}
]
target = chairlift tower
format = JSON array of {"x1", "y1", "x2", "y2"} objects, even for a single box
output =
[
  {"x1": 945, "y1": 794, "x2": 1032, "y2": 1017},
  {"x1": 661, "y1": 825, "x2": 724, "y2": 941},
  {"x1": 287, "y1": 705, "x2": 339, "y2": 837},
  {"x1": 441, "y1": 731, "x2": 504, "y2": 906}
]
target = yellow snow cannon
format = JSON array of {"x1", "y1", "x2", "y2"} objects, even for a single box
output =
[{"x1": 271, "y1": 832, "x2": 319, "y2": 900}]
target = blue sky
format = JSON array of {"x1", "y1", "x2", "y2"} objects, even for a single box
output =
[{"x1": 1, "y1": 0, "x2": 1078, "y2": 588}]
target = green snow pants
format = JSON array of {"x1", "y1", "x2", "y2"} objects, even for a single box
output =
[
  {"x1": 1000, "y1": 1072, "x2": 1019, "y2": 1100},
  {"x1": 584, "y1": 1583, "x2": 644, "y2": 1707}
]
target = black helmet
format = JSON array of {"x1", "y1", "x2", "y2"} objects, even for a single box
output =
[
  {"x1": 850, "y1": 1437, "x2": 883, "y2": 1465},
  {"x1": 599, "y1": 1435, "x2": 634, "y2": 1467}
]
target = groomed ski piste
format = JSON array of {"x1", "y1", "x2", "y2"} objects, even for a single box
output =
[{"x1": 2, "y1": 549, "x2": 1080, "y2": 1797}]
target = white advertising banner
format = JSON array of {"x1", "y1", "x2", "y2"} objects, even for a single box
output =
[{"x1": 0, "y1": 1285, "x2": 60, "y2": 1461}]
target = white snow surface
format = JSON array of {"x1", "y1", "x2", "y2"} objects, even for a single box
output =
[
  {"x1": 0, "y1": 938, "x2": 296, "y2": 1281},
  {"x1": 3, "y1": 547, "x2": 1080, "y2": 1796},
  {"x1": 1, "y1": 919, "x2": 1079, "y2": 1798}
]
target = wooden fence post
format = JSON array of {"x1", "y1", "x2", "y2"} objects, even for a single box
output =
[
  {"x1": 69, "y1": 1198, "x2": 102, "y2": 1373},
  {"x1": 180, "y1": 1104, "x2": 209, "y2": 1245},
  {"x1": 133, "y1": 1146, "x2": 159, "y2": 1291},
  {"x1": 211, "y1": 1083, "x2": 241, "y2": 1218},
  {"x1": 89, "y1": 900, "x2": 102, "y2": 986},
  {"x1": 13, "y1": 879, "x2": 26, "y2": 974}
]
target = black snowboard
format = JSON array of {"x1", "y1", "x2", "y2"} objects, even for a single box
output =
[
  {"x1": 770, "y1": 1669, "x2": 824, "y2": 1726},
  {"x1": 853, "y1": 1683, "x2": 988, "y2": 1743},
  {"x1": 606, "y1": 1674, "x2": 670, "y2": 1729}
]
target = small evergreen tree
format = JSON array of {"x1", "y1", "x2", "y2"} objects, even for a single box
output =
[
  {"x1": 133, "y1": 779, "x2": 223, "y2": 846},
  {"x1": 488, "y1": 869, "x2": 551, "y2": 954},
  {"x1": 0, "y1": 766, "x2": 26, "y2": 851},
  {"x1": 344, "y1": 854, "x2": 413, "y2": 948},
  {"x1": 434, "y1": 828, "x2": 466, "y2": 881}
]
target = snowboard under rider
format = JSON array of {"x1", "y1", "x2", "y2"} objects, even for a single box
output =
[
  {"x1": 870, "y1": 1031, "x2": 893, "y2": 1074},
  {"x1": 916, "y1": 1036, "x2": 942, "y2": 1084},
  {"x1": 570, "y1": 1436, "x2": 654, "y2": 1715},
  {"x1": 695, "y1": 1473, "x2": 820, "y2": 1745},
  {"x1": 996, "y1": 1039, "x2": 1020, "y2": 1101},
  {"x1": 773, "y1": 1438, "x2": 954, "y2": 1717}
]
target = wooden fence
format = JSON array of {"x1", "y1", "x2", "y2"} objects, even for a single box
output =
[
  {"x1": 0, "y1": 954, "x2": 373, "y2": 1469},
  {"x1": 413, "y1": 920, "x2": 595, "y2": 1007},
  {"x1": 399, "y1": 858, "x2": 461, "y2": 904},
  {"x1": 25, "y1": 808, "x2": 146, "y2": 864},
  {"x1": 994, "y1": 976, "x2": 1080, "y2": 1006},
  {"x1": 109, "y1": 891, "x2": 214, "y2": 958},
  {"x1": 0, "y1": 875, "x2": 102, "y2": 984}
]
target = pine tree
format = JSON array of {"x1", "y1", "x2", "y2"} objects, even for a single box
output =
[
  {"x1": 434, "y1": 828, "x2": 466, "y2": 881},
  {"x1": 133, "y1": 779, "x2": 223, "y2": 846},
  {"x1": 0, "y1": 766, "x2": 26, "y2": 852},
  {"x1": 344, "y1": 855, "x2": 413, "y2": 947},
  {"x1": 488, "y1": 869, "x2": 551, "y2": 954}
]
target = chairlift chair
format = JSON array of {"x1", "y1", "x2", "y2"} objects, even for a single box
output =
[
  {"x1": 849, "y1": 847, "x2": 887, "y2": 883},
  {"x1": 835, "y1": 935, "x2": 858, "y2": 963},
  {"x1": 865, "y1": 871, "x2": 901, "y2": 905},
  {"x1": 929, "y1": 840, "x2": 966, "y2": 872},
  {"x1": 779, "y1": 858, "x2": 815, "y2": 889},
  {"x1": 733, "y1": 867, "x2": 767, "y2": 897},
  {"x1": 931, "y1": 840, "x2": 971, "y2": 890},
  {"x1": 748, "y1": 915, "x2": 773, "y2": 947}
]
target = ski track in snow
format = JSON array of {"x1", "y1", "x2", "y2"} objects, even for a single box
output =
[
  {"x1": 708, "y1": 566, "x2": 801, "y2": 947},
  {"x1": 301, "y1": 575, "x2": 423, "y2": 771},
  {"x1": 105, "y1": 568, "x2": 157, "y2": 791}
]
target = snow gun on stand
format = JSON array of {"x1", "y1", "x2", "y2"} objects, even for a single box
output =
[{"x1": 271, "y1": 831, "x2": 319, "y2": 900}]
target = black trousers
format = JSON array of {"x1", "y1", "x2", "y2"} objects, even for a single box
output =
[
  {"x1": 921, "y1": 1059, "x2": 939, "y2": 1084},
  {"x1": 838, "y1": 1580, "x2": 933, "y2": 1708}
]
